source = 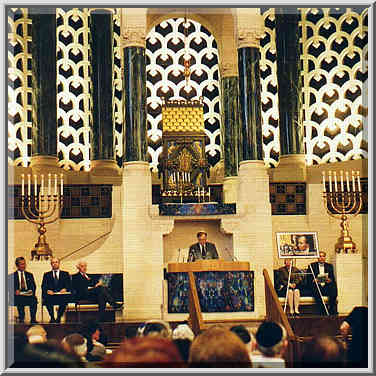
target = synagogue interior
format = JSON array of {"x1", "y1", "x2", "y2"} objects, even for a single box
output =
[{"x1": 7, "y1": 6, "x2": 370, "y2": 369}]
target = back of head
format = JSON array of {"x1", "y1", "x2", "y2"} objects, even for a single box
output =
[
  {"x1": 17, "y1": 340, "x2": 82, "y2": 368},
  {"x1": 255, "y1": 321, "x2": 287, "y2": 357},
  {"x1": 188, "y1": 326, "x2": 251, "y2": 367},
  {"x1": 301, "y1": 336, "x2": 345, "y2": 367},
  {"x1": 101, "y1": 337, "x2": 183, "y2": 367},
  {"x1": 62, "y1": 334, "x2": 87, "y2": 359},
  {"x1": 141, "y1": 320, "x2": 172, "y2": 339},
  {"x1": 26, "y1": 325, "x2": 47, "y2": 344},
  {"x1": 172, "y1": 324, "x2": 194, "y2": 342},
  {"x1": 230, "y1": 325, "x2": 251, "y2": 345}
]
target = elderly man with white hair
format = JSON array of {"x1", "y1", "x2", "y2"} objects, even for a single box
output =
[{"x1": 71, "y1": 260, "x2": 122, "y2": 322}]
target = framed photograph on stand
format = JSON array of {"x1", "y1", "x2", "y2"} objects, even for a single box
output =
[{"x1": 276, "y1": 232, "x2": 319, "y2": 259}]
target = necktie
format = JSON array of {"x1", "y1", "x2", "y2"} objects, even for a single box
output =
[
  {"x1": 202, "y1": 245, "x2": 207, "y2": 259},
  {"x1": 20, "y1": 272, "x2": 26, "y2": 290},
  {"x1": 54, "y1": 271, "x2": 58, "y2": 287},
  {"x1": 82, "y1": 273, "x2": 90, "y2": 280}
]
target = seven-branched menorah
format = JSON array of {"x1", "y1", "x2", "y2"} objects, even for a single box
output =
[{"x1": 21, "y1": 173, "x2": 64, "y2": 260}]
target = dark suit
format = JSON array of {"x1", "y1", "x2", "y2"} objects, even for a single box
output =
[
  {"x1": 188, "y1": 242, "x2": 219, "y2": 262},
  {"x1": 309, "y1": 262, "x2": 338, "y2": 314},
  {"x1": 71, "y1": 272, "x2": 117, "y2": 321},
  {"x1": 41, "y1": 270, "x2": 72, "y2": 321},
  {"x1": 276, "y1": 266, "x2": 303, "y2": 297},
  {"x1": 9, "y1": 270, "x2": 37, "y2": 322}
]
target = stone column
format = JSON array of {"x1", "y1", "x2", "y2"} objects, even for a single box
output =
[
  {"x1": 120, "y1": 9, "x2": 162, "y2": 320},
  {"x1": 89, "y1": 9, "x2": 119, "y2": 175},
  {"x1": 237, "y1": 22, "x2": 264, "y2": 162},
  {"x1": 273, "y1": 8, "x2": 306, "y2": 181},
  {"x1": 29, "y1": 8, "x2": 59, "y2": 173},
  {"x1": 219, "y1": 29, "x2": 240, "y2": 203}
]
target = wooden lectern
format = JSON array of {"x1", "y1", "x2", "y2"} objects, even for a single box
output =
[{"x1": 167, "y1": 260, "x2": 250, "y2": 335}]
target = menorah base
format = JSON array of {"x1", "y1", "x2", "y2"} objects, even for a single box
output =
[
  {"x1": 335, "y1": 236, "x2": 357, "y2": 254},
  {"x1": 31, "y1": 237, "x2": 53, "y2": 261}
]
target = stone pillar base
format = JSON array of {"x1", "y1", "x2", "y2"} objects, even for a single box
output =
[
  {"x1": 30, "y1": 156, "x2": 60, "y2": 175},
  {"x1": 272, "y1": 154, "x2": 307, "y2": 181},
  {"x1": 334, "y1": 253, "x2": 364, "y2": 314},
  {"x1": 91, "y1": 160, "x2": 120, "y2": 176},
  {"x1": 223, "y1": 176, "x2": 239, "y2": 203}
]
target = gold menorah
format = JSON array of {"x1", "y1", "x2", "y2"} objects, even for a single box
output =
[
  {"x1": 322, "y1": 170, "x2": 363, "y2": 253},
  {"x1": 21, "y1": 173, "x2": 64, "y2": 261}
]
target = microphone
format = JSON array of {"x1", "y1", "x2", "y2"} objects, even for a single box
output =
[
  {"x1": 177, "y1": 248, "x2": 181, "y2": 262},
  {"x1": 224, "y1": 248, "x2": 237, "y2": 261}
]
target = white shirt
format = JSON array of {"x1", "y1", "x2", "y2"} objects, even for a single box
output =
[
  {"x1": 250, "y1": 354, "x2": 285, "y2": 368},
  {"x1": 17, "y1": 270, "x2": 28, "y2": 290},
  {"x1": 318, "y1": 263, "x2": 325, "y2": 275},
  {"x1": 52, "y1": 270, "x2": 60, "y2": 279}
]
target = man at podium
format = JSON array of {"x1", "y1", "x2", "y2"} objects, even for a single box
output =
[{"x1": 187, "y1": 231, "x2": 219, "y2": 262}]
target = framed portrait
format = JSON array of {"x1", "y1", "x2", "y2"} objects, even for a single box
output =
[{"x1": 276, "y1": 232, "x2": 319, "y2": 259}]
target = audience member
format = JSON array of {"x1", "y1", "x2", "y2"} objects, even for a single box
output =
[
  {"x1": 41, "y1": 257, "x2": 72, "y2": 323},
  {"x1": 276, "y1": 259, "x2": 303, "y2": 315},
  {"x1": 251, "y1": 321, "x2": 287, "y2": 368},
  {"x1": 100, "y1": 337, "x2": 183, "y2": 367},
  {"x1": 9, "y1": 257, "x2": 38, "y2": 323},
  {"x1": 230, "y1": 325, "x2": 256, "y2": 355},
  {"x1": 25, "y1": 325, "x2": 47, "y2": 344},
  {"x1": 62, "y1": 333, "x2": 88, "y2": 363},
  {"x1": 79, "y1": 320, "x2": 107, "y2": 361},
  {"x1": 300, "y1": 336, "x2": 345, "y2": 368},
  {"x1": 340, "y1": 306, "x2": 368, "y2": 367},
  {"x1": 13, "y1": 340, "x2": 82, "y2": 367},
  {"x1": 309, "y1": 251, "x2": 338, "y2": 315},
  {"x1": 71, "y1": 261, "x2": 122, "y2": 322},
  {"x1": 172, "y1": 324, "x2": 195, "y2": 363},
  {"x1": 188, "y1": 326, "x2": 251, "y2": 367},
  {"x1": 139, "y1": 320, "x2": 172, "y2": 339}
]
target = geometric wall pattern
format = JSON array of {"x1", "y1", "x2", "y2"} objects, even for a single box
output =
[
  {"x1": 146, "y1": 18, "x2": 222, "y2": 171},
  {"x1": 8, "y1": 8, "x2": 369, "y2": 171},
  {"x1": 269, "y1": 183, "x2": 306, "y2": 215},
  {"x1": 301, "y1": 7, "x2": 368, "y2": 165}
]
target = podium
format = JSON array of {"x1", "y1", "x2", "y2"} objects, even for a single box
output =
[{"x1": 167, "y1": 260, "x2": 250, "y2": 335}]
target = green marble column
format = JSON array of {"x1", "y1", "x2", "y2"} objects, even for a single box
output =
[
  {"x1": 90, "y1": 10, "x2": 114, "y2": 160},
  {"x1": 275, "y1": 8, "x2": 304, "y2": 155},
  {"x1": 221, "y1": 76, "x2": 240, "y2": 177},
  {"x1": 123, "y1": 47, "x2": 147, "y2": 162},
  {"x1": 30, "y1": 8, "x2": 57, "y2": 156},
  {"x1": 238, "y1": 47, "x2": 263, "y2": 161}
]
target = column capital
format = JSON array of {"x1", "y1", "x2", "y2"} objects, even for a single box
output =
[
  {"x1": 238, "y1": 24, "x2": 264, "y2": 49},
  {"x1": 121, "y1": 26, "x2": 146, "y2": 48},
  {"x1": 219, "y1": 62, "x2": 238, "y2": 78}
]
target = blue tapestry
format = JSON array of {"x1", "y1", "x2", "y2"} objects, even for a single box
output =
[
  {"x1": 159, "y1": 203, "x2": 236, "y2": 216},
  {"x1": 167, "y1": 271, "x2": 254, "y2": 313}
]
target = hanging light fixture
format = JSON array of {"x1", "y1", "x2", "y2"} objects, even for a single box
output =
[{"x1": 183, "y1": 9, "x2": 191, "y2": 89}]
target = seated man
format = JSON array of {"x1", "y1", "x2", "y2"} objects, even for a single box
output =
[
  {"x1": 188, "y1": 231, "x2": 219, "y2": 262},
  {"x1": 41, "y1": 257, "x2": 72, "y2": 323},
  {"x1": 9, "y1": 257, "x2": 38, "y2": 323},
  {"x1": 309, "y1": 251, "x2": 338, "y2": 315},
  {"x1": 71, "y1": 261, "x2": 122, "y2": 322}
]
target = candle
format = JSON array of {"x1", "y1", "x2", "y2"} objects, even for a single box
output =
[
  {"x1": 21, "y1": 174, "x2": 25, "y2": 196},
  {"x1": 357, "y1": 171, "x2": 361, "y2": 192},
  {"x1": 27, "y1": 174, "x2": 31, "y2": 196},
  {"x1": 209, "y1": 187, "x2": 211, "y2": 201},
  {"x1": 48, "y1": 174, "x2": 51, "y2": 196},
  {"x1": 328, "y1": 171, "x2": 332, "y2": 192},
  {"x1": 345, "y1": 171, "x2": 350, "y2": 192},
  {"x1": 34, "y1": 175, "x2": 37, "y2": 196},
  {"x1": 340, "y1": 170, "x2": 344, "y2": 192},
  {"x1": 60, "y1": 174, "x2": 64, "y2": 196},
  {"x1": 41, "y1": 175, "x2": 44, "y2": 196},
  {"x1": 322, "y1": 172, "x2": 326, "y2": 193},
  {"x1": 54, "y1": 174, "x2": 57, "y2": 195},
  {"x1": 351, "y1": 171, "x2": 356, "y2": 192},
  {"x1": 334, "y1": 171, "x2": 338, "y2": 192}
]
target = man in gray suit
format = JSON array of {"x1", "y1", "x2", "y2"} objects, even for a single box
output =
[{"x1": 188, "y1": 231, "x2": 219, "y2": 262}]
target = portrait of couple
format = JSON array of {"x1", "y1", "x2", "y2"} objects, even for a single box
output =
[{"x1": 277, "y1": 232, "x2": 319, "y2": 258}]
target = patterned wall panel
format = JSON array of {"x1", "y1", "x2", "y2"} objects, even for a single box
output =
[
  {"x1": 301, "y1": 7, "x2": 368, "y2": 165},
  {"x1": 260, "y1": 8, "x2": 280, "y2": 168},
  {"x1": 9, "y1": 184, "x2": 112, "y2": 219},
  {"x1": 270, "y1": 183, "x2": 306, "y2": 215},
  {"x1": 146, "y1": 18, "x2": 222, "y2": 171},
  {"x1": 8, "y1": 8, "x2": 32, "y2": 167}
]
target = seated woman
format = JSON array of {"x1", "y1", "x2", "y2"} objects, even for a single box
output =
[{"x1": 276, "y1": 259, "x2": 303, "y2": 316}]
